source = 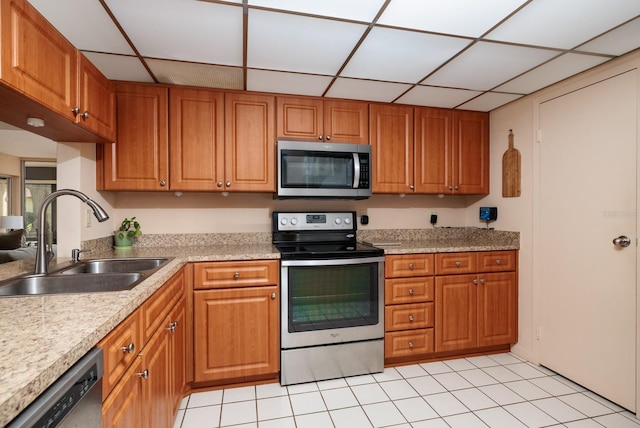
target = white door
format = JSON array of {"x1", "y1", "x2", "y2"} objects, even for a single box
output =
[{"x1": 538, "y1": 70, "x2": 637, "y2": 411}]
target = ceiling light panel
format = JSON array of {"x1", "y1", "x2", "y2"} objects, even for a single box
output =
[
  {"x1": 105, "y1": 0, "x2": 243, "y2": 65},
  {"x1": 248, "y1": 0, "x2": 387, "y2": 22},
  {"x1": 81, "y1": 52, "x2": 154, "y2": 82},
  {"x1": 378, "y1": 0, "x2": 527, "y2": 37},
  {"x1": 458, "y1": 92, "x2": 523, "y2": 112},
  {"x1": 248, "y1": 10, "x2": 367, "y2": 75},
  {"x1": 28, "y1": 0, "x2": 134, "y2": 54},
  {"x1": 423, "y1": 42, "x2": 558, "y2": 91},
  {"x1": 495, "y1": 53, "x2": 610, "y2": 94},
  {"x1": 578, "y1": 18, "x2": 640, "y2": 56},
  {"x1": 325, "y1": 78, "x2": 411, "y2": 103},
  {"x1": 341, "y1": 27, "x2": 471, "y2": 83},
  {"x1": 396, "y1": 86, "x2": 482, "y2": 108},
  {"x1": 486, "y1": 0, "x2": 640, "y2": 49},
  {"x1": 146, "y1": 59, "x2": 243, "y2": 90},
  {"x1": 247, "y1": 70, "x2": 333, "y2": 96}
]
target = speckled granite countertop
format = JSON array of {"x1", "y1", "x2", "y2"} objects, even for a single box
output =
[
  {"x1": 0, "y1": 228, "x2": 518, "y2": 426},
  {"x1": 0, "y1": 243, "x2": 278, "y2": 427}
]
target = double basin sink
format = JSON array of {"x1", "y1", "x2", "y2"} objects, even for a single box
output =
[{"x1": 0, "y1": 257, "x2": 170, "y2": 297}]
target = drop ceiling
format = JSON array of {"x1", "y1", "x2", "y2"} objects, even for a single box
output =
[{"x1": 24, "y1": 0, "x2": 640, "y2": 112}]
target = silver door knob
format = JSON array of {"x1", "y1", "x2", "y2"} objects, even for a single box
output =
[{"x1": 613, "y1": 236, "x2": 632, "y2": 247}]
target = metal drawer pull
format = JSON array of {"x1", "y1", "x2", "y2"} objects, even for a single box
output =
[
  {"x1": 271, "y1": 292, "x2": 277, "y2": 299},
  {"x1": 455, "y1": 261, "x2": 461, "y2": 267},
  {"x1": 121, "y1": 342, "x2": 135, "y2": 354},
  {"x1": 166, "y1": 321, "x2": 178, "y2": 333},
  {"x1": 408, "y1": 263, "x2": 414, "y2": 269},
  {"x1": 408, "y1": 288, "x2": 414, "y2": 295},
  {"x1": 409, "y1": 315, "x2": 414, "y2": 321},
  {"x1": 473, "y1": 279, "x2": 478, "y2": 285},
  {"x1": 496, "y1": 259, "x2": 502, "y2": 265},
  {"x1": 234, "y1": 272, "x2": 240, "y2": 279},
  {"x1": 480, "y1": 278, "x2": 485, "y2": 284},
  {"x1": 408, "y1": 341, "x2": 414, "y2": 348},
  {"x1": 137, "y1": 369, "x2": 149, "y2": 379}
]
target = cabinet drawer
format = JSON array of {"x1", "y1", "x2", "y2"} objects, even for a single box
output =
[
  {"x1": 435, "y1": 252, "x2": 477, "y2": 275},
  {"x1": 141, "y1": 269, "x2": 185, "y2": 343},
  {"x1": 98, "y1": 310, "x2": 141, "y2": 401},
  {"x1": 385, "y1": 328, "x2": 434, "y2": 359},
  {"x1": 385, "y1": 277, "x2": 434, "y2": 305},
  {"x1": 194, "y1": 260, "x2": 279, "y2": 289},
  {"x1": 385, "y1": 302, "x2": 434, "y2": 331},
  {"x1": 385, "y1": 254, "x2": 434, "y2": 278},
  {"x1": 478, "y1": 251, "x2": 516, "y2": 272}
]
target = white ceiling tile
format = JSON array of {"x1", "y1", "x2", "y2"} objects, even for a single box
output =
[
  {"x1": 146, "y1": 59, "x2": 243, "y2": 90},
  {"x1": 248, "y1": 0, "x2": 386, "y2": 22},
  {"x1": 423, "y1": 42, "x2": 558, "y2": 91},
  {"x1": 378, "y1": 0, "x2": 526, "y2": 37},
  {"x1": 578, "y1": 17, "x2": 640, "y2": 56},
  {"x1": 28, "y1": 0, "x2": 134, "y2": 54},
  {"x1": 396, "y1": 86, "x2": 482, "y2": 108},
  {"x1": 247, "y1": 70, "x2": 333, "y2": 96},
  {"x1": 495, "y1": 53, "x2": 611, "y2": 94},
  {"x1": 81, "y1": 52, "x2": 154, "y2": 82},
  {"x1": 325, "y1": 78, "x2": 411, "y2": 103},
  {"x1": 248, "y1": 10, "x2": 367, "y2": 75},
  {"x1": 486, "y1": 0, "x2": 640, "y2": 49},
  {"x1": 457, "y1": 92, "x2": 523, "y2": 111},
  {"x1": 105, "y1": 0, "x2": 243, "y2": 65},
  {"x1": 341, "y1": 27, "x2": 471, "y2": 83}
]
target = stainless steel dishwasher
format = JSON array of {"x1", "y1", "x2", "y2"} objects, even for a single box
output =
[{"x1": 7, "y1": 348, "x2": 103, "y2": 427}]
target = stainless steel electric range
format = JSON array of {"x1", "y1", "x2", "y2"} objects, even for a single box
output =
[{"x1": 272, "y1": 211, "x2": 385, "y2": 385}]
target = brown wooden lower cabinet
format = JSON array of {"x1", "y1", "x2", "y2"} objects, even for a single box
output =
[{"x1": 102, "y1": 358, "x2": 144, "y2": 428}]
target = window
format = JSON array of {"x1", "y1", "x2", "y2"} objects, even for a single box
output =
[
  {"x1": 23, "y1": 161, "x2": 56, "y2": 243},
  {"x1": 0, "y1": 176, "x2": 10, "y2": 217}
]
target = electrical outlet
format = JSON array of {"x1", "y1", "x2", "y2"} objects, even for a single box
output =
[{"x1": 85, "y1": 208, "x2": 92, "y2": 228}]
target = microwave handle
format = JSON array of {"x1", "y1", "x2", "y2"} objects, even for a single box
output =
[{"x1": 353, "y1": 153, "x2": 360, "y2": 189}]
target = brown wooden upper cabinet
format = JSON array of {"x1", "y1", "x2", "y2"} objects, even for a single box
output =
[
  {"x1": 416, "y1": 107, "x2": 489, "y2": 195},
  {"x1": 371, "y1": 104, "x2": 489, "y2": 195},
  {"x1": 98, "y1": 82, "x2": 170, "y2": 191},
  {"x1": 277, "y1": 96, "x2": 369, "y2": 144},
  {"x1": 0, "y1": 0, "x2": 115, "y2": 142}
]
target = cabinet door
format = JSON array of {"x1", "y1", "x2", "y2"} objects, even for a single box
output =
[
  {"x1": 435, "y1": 274, "x2": 477, "y2": 352},
  {"x1": 193, "y1": 285, "x2": 279, "y2": 383},
  {"x1": 324, "y1": 99, "x2": 369, "y2": 144},
  {"x1": 170, "y1": 88, "x2": 224, "y2": 191},
  {"x1": 225, "y1": 93, "x2": 276, "y2": 192},
  {"x1": 477, "y1": 272, "x2": 517, "y2": 347},
  {"x1": 453, "y1": 111, "x2": 489, "y2": 194},
  {"x1": 169, "y1": 297, "x2": 187, "y2": 414},
  {"x1": 277, "y1": 96, "x2": 323, "y2": 140},
  {"x1": 414, "y1": 107, "x2": 452, "y2": 193},
  {"x1": 0, "y1": 0, "x2": 77, "y2": 120},
  {"x1": 102, "y1": 358, "x2": 144, "y2": 428},
  {"x1": 102, "y1": 82, "x2": 169, "y2": 190},
  {"x1": 370, "y1": 104, "x2": 414, "y2": 193},
  {"x1": 139, "y1": 321, "x2": 172, "y2": 428},
  {"x1": 77, "y1": 53, "x2": 115, "y2": 141}
]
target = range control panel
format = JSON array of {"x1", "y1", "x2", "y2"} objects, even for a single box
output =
[{"x1": 274, "y1": 212, "x2": 356, "y2": 232}]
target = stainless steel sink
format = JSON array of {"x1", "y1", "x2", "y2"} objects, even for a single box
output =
[
  {"x1": 0, "y1": 257, "x2": 171, "y2": 297},
  {"x1": 0, "y1": 272, "x2": 144, "y2": 296},
  {"x1": 59, "y1": 258, "x2": 169, "y2": 274}
]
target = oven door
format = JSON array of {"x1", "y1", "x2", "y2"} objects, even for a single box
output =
[{"x1": 280, "y1": 256, "x2": 384, "y2": 349}]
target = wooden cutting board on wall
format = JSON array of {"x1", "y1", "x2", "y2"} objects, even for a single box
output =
[{"x1": 502, "y1": 130, "x2": 521, "y2": 197}]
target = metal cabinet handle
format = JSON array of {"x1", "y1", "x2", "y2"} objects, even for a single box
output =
[
  {"x1": 409, "y1": 315, "x2": 414, "y2": 321},
  {"x1": 473, "y1": 279, "x2": 478, "y2": 285},
  {"x1": 480, "y1": 278, "x2": 485, "y2": 284},
  {"x1": 160, "y1": 180, "x2": 166, "y2": 186},
  {"x1": 271, "y1": 292, "x2": 277, "y2": 299},
  {"x1": 234, "y1": 272, "x2": 240, "y2": 279},
  {"x1": 166, "y1": 321, "x2": 178, "y2": 333},
  {"x1": 448, "y1": 185, "x2": 453, "y2": 190},
  {"x1": 408, "y1": 341, "x2": 414, "y2": 348},
  {"x1": 137, "y1": 369, "x2": 149, "y2": 379},
  {"x1": 408, "y1": 288, "x2": 414, "y2": 295},
  {"x1": 226, "y1": 181, "x2": 231, "y2": 187},
  {"x1": 121, "y1": 342, "x2": 135, "y2": 354},
  {"x1": 496, "y1": 259, "x2": 502, "y2": 265},
  {"x1": 81, "y1": 111, "x2": 90, "y2": 120},
  {"x1": 409, "y1": 185, "x2": 415, "y2": 190},
  {"x1": 454, "y1": 185, "x2": 459, "y2": 190},
  {"x1": 455, "y1": 261, "x2": 461, "y2": 267},
  {"x1": 217, "y1": 181, "x2": 223, "y2": 187},
  {"x1": 326, "y1": 135, "x2": 331, "y2": 141},
  {"x1": 408, "y1": 263, "x2": 414, "y2": 269},
  {"x1": 72, "y1": 107, "x2": 80, "y2": 116},
  {"x1": 318, "y1": 135, "x2": 323, "y2": 140}
]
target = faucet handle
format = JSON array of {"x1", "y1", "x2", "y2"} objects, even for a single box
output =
[{"x1": 71, "y1": 248, "x2": 90, "y2": 263}]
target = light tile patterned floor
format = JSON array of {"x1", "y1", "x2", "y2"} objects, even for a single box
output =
[{"x1": 173, "y1": 353, "x2": 639, "y2": 428}]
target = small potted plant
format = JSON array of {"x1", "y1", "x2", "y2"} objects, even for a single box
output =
[{"x1": 114, "y1": 217, "x2": 142, "y2": 248}]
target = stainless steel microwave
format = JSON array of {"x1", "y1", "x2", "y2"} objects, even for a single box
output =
[{"x1": 276, "y1": 140, "x2": 372, "y2": 199}]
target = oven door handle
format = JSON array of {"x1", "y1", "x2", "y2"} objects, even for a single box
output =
[{"x1": 280, "y1": 256, "x2": 385, "y2": 267}]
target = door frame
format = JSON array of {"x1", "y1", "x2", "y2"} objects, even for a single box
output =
[{"x1": 531, "y1": 63, "x2": 640, "y2": 413}]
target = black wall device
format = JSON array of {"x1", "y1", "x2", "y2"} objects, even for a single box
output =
[{"x1": 479, "y1": 207, "x2": 498, "y2": 222}]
